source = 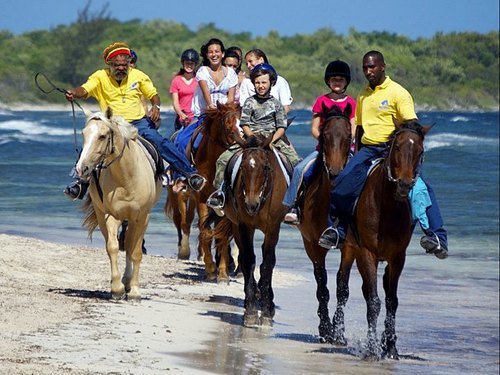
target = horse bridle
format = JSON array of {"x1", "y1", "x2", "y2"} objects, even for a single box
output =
[
  {"x1": 385, "y1": 128, "x2": 424, "y2": 186},
  {"x1": 211, "y1": 110, "x2": 241, "y2": 148},
  {"x1": 240, "y1": 148, "x2": 273, "y2": 212},
  {"x1": 87, "y1": 118, "x2": 126, "y2": 172},
  {"x1": 321, "y1": 115, "x2": 352, "y2": 175}
]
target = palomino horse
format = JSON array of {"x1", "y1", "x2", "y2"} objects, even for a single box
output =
[
  {"x1": 218, "y1": 134, "x2": 288, "y2": 326},
  {"x1": 78, "y1": 109, "x2": 162, "y2": 300},
  {"x1": 165, "y1": 102, "x2": 241, "y2": 280},
  {"x1": 333, "y1": 121, "x2": 430, "y2": 359},
  {"x1": 295, "y1": 104, "x2": 353, "y2": 342}
]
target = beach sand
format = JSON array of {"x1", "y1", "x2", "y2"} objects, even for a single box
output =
[
  {"x1": 1, "y1": 233, "x2": 352, "y2": 375},
  {"x1": 2, "y1": 233, "x2": 493, "y2": 375}
]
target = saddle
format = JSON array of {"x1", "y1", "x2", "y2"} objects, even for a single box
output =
[
  {"x1": 223, "y1": 146, "x2": 293, "y2": 191},
  {"x1": 185, "y1": 124, "x2": 205, "y2": 164},
  {"x1": 137, "y1": 136, "x2": 165, "y2": 178}
]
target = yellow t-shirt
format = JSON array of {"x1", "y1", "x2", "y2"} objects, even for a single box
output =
[
  {"x1": 82, "y1": 68, "x2": 158, "y2": 122},
  {"x1": 355, "y1": 76, "x2": 417, "y2": 145}
]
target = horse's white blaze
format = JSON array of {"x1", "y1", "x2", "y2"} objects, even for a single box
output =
[
  {"x1": 76, "y1": 123, "x2": 100, "y2": 177},
  {"x1": 249, "y1": 157, "x2": 256, "y2": 168}
]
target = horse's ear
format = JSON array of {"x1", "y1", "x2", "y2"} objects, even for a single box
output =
[
  {"x1": 421, "y1": 124, "x2": 434, "y2": 135},
  {"x1": 105, "y1": 107, "x2": 113, "y2": 119},
  {"x1": 321, "y1": 102, "x2": 329, "y2": 116},
  {"x1": 262, "y1": 132, "x2": 274, "y2": 149},
  {"x1": 81, "y1": 106, "x2": 94, "y2": 118}
]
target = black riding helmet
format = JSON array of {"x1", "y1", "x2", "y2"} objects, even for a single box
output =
[
  {"x1": 181, "y1": 49, "x2": 200, "y2": 64},
  {"x1": 324, "y1": 60, "x2": 351, "y2": 87}
]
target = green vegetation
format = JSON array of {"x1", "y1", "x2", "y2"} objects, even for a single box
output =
[{"x1": 1, "y1": 4, "x2": 498, "y2": 110}]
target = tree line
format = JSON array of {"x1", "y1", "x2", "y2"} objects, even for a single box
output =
[{"x1": 1, "y1": 3, "x2": 498, "y2": 111}]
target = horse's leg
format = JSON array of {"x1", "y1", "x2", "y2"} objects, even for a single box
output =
[
  {"x1": 234, "y1": 224, "x2": 258, "y2": 327},
  {"x1": 231, "y1": 242, "x2": 242, "y2": 277},
  {"x1": 122, "y1": 217, "x2": 148, "y2": 300},
  {"x1": 258, "y1": 226, "x2": 280, "y2": 326},
  {"x1": 178, "y1": 192, "x2": 195, "y2": 260},
  {"x1": 381, "y1": 256, "x2": 405, "y2": 359},
  {"x1": 103, "y1": 215, "x2": 126, "y2": 300},
  {"x1": 171, "y1": 193, "x2": 185, "y2": 258},
  {"x1": 198, "y1": 203, "x2": 217, "y2": 280},
  {"x1": 302, "y1": 239, "x2": 333, "y2": 342},
  {"x1": 356, "y1": 249, "x2": 382, "y2": 360},
  {"x1": 215, "y1": 224, "x2": 231, "y2": 284},
  {"x1": 332, "y1": 240, "x2": 356, "y2": 346}
]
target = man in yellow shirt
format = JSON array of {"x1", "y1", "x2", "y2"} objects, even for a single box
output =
[
  {"x1": 318, "y1": 51, "x2": 448, "y2": 259},
  {"x1": 64, "y1": 42, "x2": 205, "y2": 199}
]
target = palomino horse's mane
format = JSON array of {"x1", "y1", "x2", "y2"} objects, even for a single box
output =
[{"x1": 86, "y1": 110, "x2": 138, "y2": 142}]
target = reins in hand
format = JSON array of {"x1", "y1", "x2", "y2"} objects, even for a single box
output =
[{"x1": 34, "y1": 72, "x2": 82, "y2": 156}]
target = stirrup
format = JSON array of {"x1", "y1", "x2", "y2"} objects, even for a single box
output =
[
  {"x1": 420, "y1": 234, "x2": 448, "y2": 259},
  {"x1": 318, "y1": 226, "x2": 340, "y2": 250},
  {"x1": 64, "y1": 180, "x2": 88, "y2": 201},
  {"x1": 206, "y1": 190, "x2": 225, "y2": 209},
  {"x1": 187, "y1": 174, "x2": 206, "y2": 192},
  {"x1": 283, "y1": 207, "x2": 300, "y2": 225}
]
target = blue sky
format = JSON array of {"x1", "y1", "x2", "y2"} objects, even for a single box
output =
[{"x1": 1, "y1": 0, "x2": 498, "y2": 39}]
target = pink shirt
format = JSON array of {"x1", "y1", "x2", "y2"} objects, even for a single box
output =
[
  {"x1": 312, "y1": 94, "x2": 356, "y2": 125},
  {"x1": 312, "y1": 94, "x2": 356, "y2": 151},
  {"x1": 169, "y1": 75, "x2": 198, "y2": 120}
]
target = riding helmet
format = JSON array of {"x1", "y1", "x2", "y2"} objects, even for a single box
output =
[
  {"x1": 181, "y1": 49, "x2": 200, "y2": 64},
  {"x1": 324, "y1": 60, "x2": 351, "y2": 87},
  {"x1": 250, "y1": 63, "x2": 278, "y2": 86}
]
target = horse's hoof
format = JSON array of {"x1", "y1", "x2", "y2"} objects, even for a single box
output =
[
  {"x1": 332, "y1": 334, "x2": 348, "y2": 347},
  {"x1": 127, "y1": 293, "x2": 141, "y2": 302},
  {"x1": 205, "y1": 272, "x2": 217, "y2": 281},
  {"x1": 383, "y1": 348, "x2": 399, "y2": 360},
  {"x1": 217, "y1": 276, "x2": 230, "y2": 285},
  {"x1": 260, "y1": 316, "x2": 273, "y2": 327},
  {"x1": 111, "y1": 291, "x2": 126, "y2": 300},
  {"x1": 243, "y1": 313, "x2": 260, "y2": 327}
]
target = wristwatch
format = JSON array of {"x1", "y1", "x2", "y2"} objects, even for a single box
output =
[{"x1": 154, "y1": 104, "x2": 161, "y2": 110}]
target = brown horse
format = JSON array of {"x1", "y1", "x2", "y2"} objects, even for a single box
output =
[
  {"x1": 165, "y1": 102, "x2": 241, "y2": 281},
  {"x1": 164, "y1": 185, "x2": 198, "y2": 260},
  {"x1": 78, "y1": 109, "x2": 162, "y2": 300},
  {"x1": 295, "y1": 104, "x2": 353, "y2": 342},
  {"x1": 333, "y1": 121, "x2": 430, "y2": 359},
  {"x1": 219, "y1": 134, "x2": 288, "y2": 326}
]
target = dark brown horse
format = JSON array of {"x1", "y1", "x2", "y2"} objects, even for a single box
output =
[
  {"x1": 295, "y1": 104, "x2": 353, "y2": 342},
  {"x1": 333, "y1": 121, "x2": 430, "y2": 359},
  {"x1": 218, "y1": 134, "x2": 289, "y2": 326},
  {"x1": 164, "y1": 102, "x2": 241, "y2": 281}
]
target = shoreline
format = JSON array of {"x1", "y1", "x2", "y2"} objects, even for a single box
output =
[{"x1": 1, "y1": 101, "x2": 498, "y2": 113}]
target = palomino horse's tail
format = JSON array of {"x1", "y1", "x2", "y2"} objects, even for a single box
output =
[{"x1": 82, "y1": 195, "x2": 98, "y2": 239}]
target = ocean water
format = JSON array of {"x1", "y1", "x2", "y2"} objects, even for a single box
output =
[{"x1": 0, "y1": 107, "x2": 498, "y2": 373}]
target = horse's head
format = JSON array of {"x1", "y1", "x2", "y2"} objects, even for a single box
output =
[
  {"x1": 319, "y1": 103, "x2": 352, "y2": 179},
  {"x1": 203, "y1": 102, "x2": 242, "y2": 148},
  {"x1": 76, "y1": 108, "x2": 136, "y2": 178},
  {"x1": 386, "y1": 120, "x2": 430, "y2": 199},
  {"x1": 238, "y1": 133, "x2": 274, "y2": 216}
]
